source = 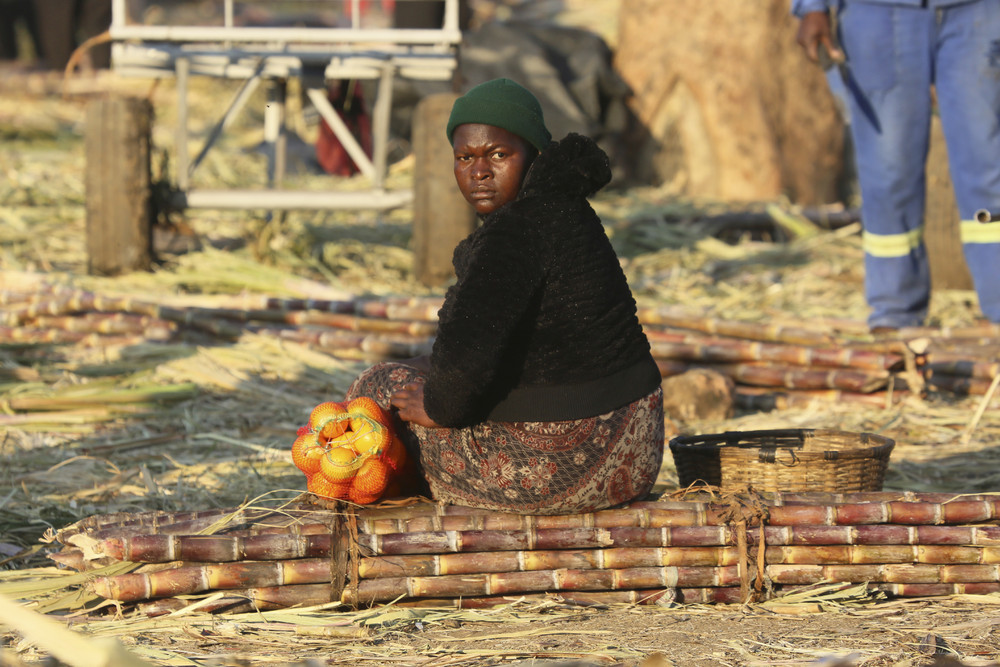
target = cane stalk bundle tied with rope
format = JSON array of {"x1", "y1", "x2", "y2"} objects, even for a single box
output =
[{"x1": 28, "y1": 491, "x2": 1000, "y2": 615}]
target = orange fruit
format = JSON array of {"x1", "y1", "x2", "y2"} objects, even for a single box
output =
[
  {"x1": 309, "y1": 401, "x2": 349, "y2": 442},
  {"x1": 350, "y1": 425, "x2": 389, "y2": 456},
  {"x1": 346, "y1": 396, "x2": 392, "y2": 454},
  {"x1": 380, "y1": 435, "x2": 407, "y2": 472},
  {"x1": 307, "y1": 473, "x2": 350, "y2": 499},
  {"x1": 348, "y1": 488, "x2": 382, "y2": 505},
  {"x1": 319, "y1": 417, "x2": 351, "y2": 444},
  {"x1": 327, "y1": 432, "x2": 363, "y2": 455},
  {"x1": 291, "y1": 431, "x2": 326, "y2": 475},
  {"x1": 347, "y1": 396, "x2": 391, "y2": 430},
  {"x1": 319, "y1": 445, "x2": 363, "y2": 482},
  {"x1": 351, "y1": 456, "x2": 390, "y2": 496}
]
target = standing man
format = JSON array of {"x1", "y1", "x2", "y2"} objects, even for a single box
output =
[{"x1": 793, "y1": 0, "x2": 1000, "y2": 330}]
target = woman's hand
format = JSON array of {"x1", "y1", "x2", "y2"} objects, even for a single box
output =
[{"x1": 390, "y1": 381, "x2": 442, "y2": 428}]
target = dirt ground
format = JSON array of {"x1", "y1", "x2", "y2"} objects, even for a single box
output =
[
  {"x1": 13, "y1": 594, "x2": 999, "y2": 666},
  {"x1": 202, "y1": 602, "x2": 1000, "y2": 667}
]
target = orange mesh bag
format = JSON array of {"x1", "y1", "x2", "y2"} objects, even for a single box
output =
[
  {"x1": 292, "y1": 396, "x2": 406, "y2": 505},
  {"x1": 349, "y1": 457, "x2": 390, "y2": 505},
  {"x1": 290, "y1": 431, "x2": 326, "y2": 476},
  {"x1": 307, "y1": 473, "x2": 351, "y2": 500}
]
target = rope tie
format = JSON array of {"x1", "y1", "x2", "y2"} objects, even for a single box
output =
[
  {"x1": 670, "y1": 483, "x2": 772, "y2": 603},
  {"x1": 716, "y1": 486, "x2": 771, "y2": 604}
]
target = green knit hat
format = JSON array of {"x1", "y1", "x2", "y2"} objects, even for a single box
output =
[{"x1": 446, "y1": 78, "x2": 552, "y2": 152}]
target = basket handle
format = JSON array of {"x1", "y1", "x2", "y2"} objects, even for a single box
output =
[{"x1": 757, "y1": 446, "x2": 801, "y2": 466}]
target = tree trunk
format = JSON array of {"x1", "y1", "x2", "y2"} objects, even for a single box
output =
[
  {"x1": 614, "y1": 0, "x2": 844, "y2": 205},
  {"x1": 925, "y1": 114, "x2": 973, "y2": 291},
  {"x1": 85, "y1": 95, "x2": 153, "y2": 276},
  {"x1": 411, "y1": 92, "x2": 476, "y2": 287}
]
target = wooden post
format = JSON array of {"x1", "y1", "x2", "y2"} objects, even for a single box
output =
[
  {"x1": 85, "y1": 95, "x2": 154, "y2": 276},
  {"x1": 411, "y1": 92, "x2": 475, "y2": 287},
  {"x1": 925, "y1": 114, "x2": 973, "y2": 291}
]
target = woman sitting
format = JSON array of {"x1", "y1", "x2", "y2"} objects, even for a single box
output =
[{"x1": 347, "y1": 78, "x2": 664, "y2": 515}]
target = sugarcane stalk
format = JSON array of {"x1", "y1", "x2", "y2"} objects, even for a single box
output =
[
  {"x1": 341, "y1": 565, "x2": 742, "y2": 605},
  {"x1": 137, "y1": 583, "x2": 338, "y2": 616},
  {"x1": 23, "y1": 313, "x2": 175, "y2": 337},
  {"x1": 256, "y1": 327, "x2": 433, "y2": 358},
  {"x1": 635, "y1": 308, "x2": 835, "y2": 346},
  {"x1": 388, "y1": 588, "x2": 737, "y2": 608},
  {"x1": 925, "y1": 371, "x2": 997, "y2": 397},
  {"x1": 272, "y1": 311, "x2": 437, "y2": 336},
  {"x1": 654, "y1": 358, "x2": 890, "y2": 392},
  {"x1": 922, "y1": 342, "x2": 1000, "y2": 359},
  {"x1": 711, "y1": 362, "x2": 889, "y2": 393},
  {"x1": 57, "y1": 505, "x2": 290, "y2": 543},
  {"x1": 77, "y1": 509, "x2": 329, "y2": 545},
  {"x1": 0, "y1": 286, "x2": 69, "y2": 306},
  {"x1": 354, "y1": 498, "x2": 1000, "y2": 534},
  {"x1": 766, "y1": 562, "x2": 1000, "y2": 585},
  {"x1": 76, "y1": 521, "x2": 1000, "y2": 567},
  {"x1": 346, "y1": 561, "x2": 1000, "y2": 604},
  {"x1": 134, "y1": 580, "x2": 1000, "y2": 616},
  {"x1": 875, "y1": 582, "x2": 1000, "y2": 598},
  {"x1": 2, "y1": 291, "x2": 243, "y2": 339},
  {"x1": 922, "y1": 359, "x2": 1000, "y2": 380},
  {"x1": 89, "y1": 541, "x2": 1000, "y2": 590},
  {"x1": 646, "y1": 337, "x2": 901, "y2": 372},
  {"x1": 356, "y1": 543, "x2": 1000, "y2": 579},
  {"x1": 135, "y1": 585, "x2": 733, "y2": 615},
  {"x1": 182, "y1": 308, "x2": 438, "y2": 336},
  {"x1": 258, "y1": 296, "x2": 443, "y2": 321},
  {"x1": 735, "y1": 388, "x2": 906, "y2": 411},
  {"x1": 99, "y1": 532, "x2": 335, "y2": 563},
  {"x1": 90, "y1": 557, "x2": 332, "y2": 601},
  {"x1": 0, "y1": 326, "x2": 154, "y2": 346},
  {"x1": 59, "y1": 493, "x2": 1000, "y2": 549},
  {"x1": 101, "y1": 545, "x2": 1000, "y2": 604}
]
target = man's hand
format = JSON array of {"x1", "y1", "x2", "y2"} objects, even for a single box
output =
[
  {"x1": 390, "y1": 381, "x2": 442, "y2": 428},
  {"x1": 796, "y1": 11, "x2": 844, "y2": 64}
]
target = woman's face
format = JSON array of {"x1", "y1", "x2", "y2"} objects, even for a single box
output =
[{"x1": 452, "y1": 123, "x2": 535, "y2": 216}]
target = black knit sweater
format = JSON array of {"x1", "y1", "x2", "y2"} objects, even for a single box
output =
[{"x1": 423, "y1": 133, "x2": 661, "y2": 427}]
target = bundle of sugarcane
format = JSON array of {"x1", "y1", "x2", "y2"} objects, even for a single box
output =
[
  {"x1": 4, "y1": 287, "x2": 997, "y2": 405},
  {"x1": 40, "y1": 491, "x2": 1000, "y2": 616},
  {"x1": 0, "y1": 287, "x2": 439, "y2": 360},
  {"x1": 639, "y1": 309, "x2": 1000, "y2": 406}
]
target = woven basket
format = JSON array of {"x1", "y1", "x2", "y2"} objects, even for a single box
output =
[{"x1": 668, "y1": 428, "x2": 895, "y2": 493}]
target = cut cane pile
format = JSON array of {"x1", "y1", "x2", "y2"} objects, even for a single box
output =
[
  {"x1": 291, "y1": 397, "x2": 407, "y2": 504},
  {"x1": 43, "y1": 491, "x2": 1000, "y2": 616}
]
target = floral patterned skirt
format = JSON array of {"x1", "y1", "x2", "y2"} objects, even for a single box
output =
[{"x1": 346, "y1": 362, "x2": 665, "y2": 515}]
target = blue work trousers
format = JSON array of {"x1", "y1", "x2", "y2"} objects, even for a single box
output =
[{"x1": 836, "y1": 0, "x2": 1000, "y2": 327}]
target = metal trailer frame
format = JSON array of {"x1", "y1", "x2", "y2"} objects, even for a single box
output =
[{"x1": 108, "y1": 0, "x2": 462, "y2": 211}]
